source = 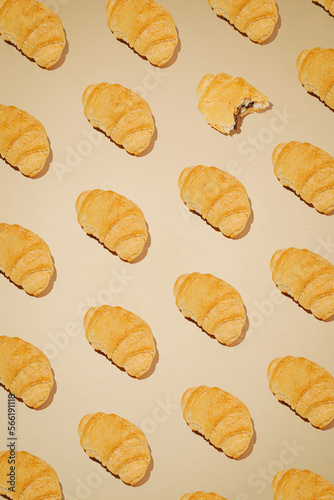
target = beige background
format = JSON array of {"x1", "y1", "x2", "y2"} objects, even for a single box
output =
[{"x1": 0, "y1": 0, "x2": 334, "y2": 499}]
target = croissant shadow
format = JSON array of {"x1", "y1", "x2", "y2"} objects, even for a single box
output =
[
  {"x1": 36, "y1": 369, "x2": 57, "y2": 411},
  {"x1": 313, "y1": 2, "x2": 334, "y2": 18},
  {"x1": 188, "y1": 419, "x2": 256, "y2": 461},
  {"x1": 48, "y1": 30, "x2": 69, "y2": 71},
  {"x1": 83, "y1": 451, "x2": 154, "y2": 487},
  {"x1": 273, "y1": 398, "x2": 334, "y2": 430},
  {"x1": 0, "y1": 147, "x2": 50, "y2": 179},
  {"x1": 278, "y1": 182, "x2": 334, "y2": 216},
  {"x1": 83, "y1": 220, "x2": 151, "y2": 264},
  {"x1": 277, "y1": 289, "x2": 334, "y2": 323},
  {"x1": 36, "y1": 254, "x2": 57, "y2": 298},
  {"x1": 303, "y1": 89, "x2": 334, "y2": 114},
  {"x1": 227, "y1": 102, "x2": 273, "y2": 137}
]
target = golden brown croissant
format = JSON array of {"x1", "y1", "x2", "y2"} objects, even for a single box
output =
[
  {"x1": 270, "y1": 247, "x2": 334, "y2": 320},
  {"x1": 0, "y1": 0, "x2": 66, "y2": 68},
  {"x1": 267, "y1": 355, "x2": 334, "y2": 428},
  {"x1": 0, "y1": 450, "x2": 62, "y2": 500},
  {"x1": 105, "y1": 0, "x2": 178, "y2": 67},
  {"x1": 0, "y1": 223, "x2": 54, "y2": 296},
  {"x1": 75, "y1": 189, "x2": 148, "y2": 263},
  {"x1": 174, "y1": 272, "x2": 246, "y2": 345},
  {"x1": 313, "y1": 0, "x2": 334, "y2": 15},
  {"x1": 272, "y1": 141, "x2": 334, "y2": 214},
  {"x1": 0, "y1": 335, "x2": 54, "y2": 408},
  {"x1": 181, "y1": 386, "x2": 253, "y2": 459},
  {"x1": 0, "y1": 104, "x2": 49, "y2": 177},
  {"x1": 82, "y1": 82, "x2": 154, "y2": 155},
  {"x1": 272, "y1": 468, "x2": 334, "y2": 499},
  {"x1": 208, "y1": 0, "x2": 278, "y2": 43},
  {"x1": 197, "y1": 73, "x2": 269, "y2": 135},
  {"x1": 179, "y1": 165, "x2": 251, "y2": 238},
  {"x1": 83, "y1": 305, "x2": 156, "y2": 378},
  {"x1": 297, "y1": 47, "x2": 334, "y2": 110},
  {"x1": 78, "y1": 412, "x2": 151, "y2": 485},
  {"x1": 181, "y1": 492, "x2": 228, "y2": 500}
]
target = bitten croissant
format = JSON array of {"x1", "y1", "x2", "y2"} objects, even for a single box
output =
[
  {"x1": 0, "y1": 450, "x2": 62, "y2": 500},
  {"x1": 267, "y1": 356, "x2": 334, "y2": 428},
  {"x1": 208, "y1": 0, "x2": 278, "y2": 44},
  {"x1": 105, "y1": 0, "x2": 178, "y2": 67},
  {"x1": 178, "y1": 165, "x2": 251, "y2": 238},
  {"x1": 272, "y1": 468, "x2": 334, "y2": 499},
  {"x1": 82, "y1": 82, "x2": 155, "y2": 155},
  {"x1": 272, "y1": 141, "x2": 334, "y2": 214},
  {"x1": 270, "y1": 247, "x2": 334, "y2": 320},
  {"x1": 181, "y1": 493, "x2": 228, "y2": 500},
  {"x1": 0, "y1": 0, "x2": 66, "y2": 68},
  {"x1": 312, "y1": 0, "x2": 334, "y2": 15},
  {"x1": 75, "y1": 189, "x2": 148, "y2": 262},
  {"x1": 0, "y1": 336, "x2": 54, "y2": 408},
  {"x1": 297, "y1": 47, "x2": 334, "y2": 110},
  {"x1": 83, "y1": 305, "x2": 156, "y2": 378},
  {"x1": 0, "y1": 104, "x2": 49, "y2": 177},
  {"x1": 174, "y1": 272, "x2": 246, "y2": 346},
  {"x1": 181, "y1": 386, "x2": 253, "y2": 459},
  {"x1": 0, "y1": 223, "x2": 54, "y2": 296},
  {"x1": 197, "y1": 73, "x2": 269, "y2": 135},
  {"x1": 78, "y1": 412, "x2": 151, "y2": 485}
]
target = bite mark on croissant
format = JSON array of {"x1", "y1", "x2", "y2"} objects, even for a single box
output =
[{"x1": 197, "y1": 73, "x2": 269, "y2": 135}]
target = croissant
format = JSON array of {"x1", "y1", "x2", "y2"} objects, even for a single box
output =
[
  {"x1": 0, "y1": 450, "x2": 62, "y2": 500},
  {"x1": 83, "y1": 305, "x2": 156, "y2": 378},
  {"x1": 267, "y1": 355, "x2": 334, "y2": 428},
  {"x1": 0, "y1": 335, "x2": 54, "y2": 408},
  {"x1": 82, "y1": 82, "x2": 154, "y2": 155},
  {"x1": 272, "y1": 141, "x2": 334, "y2": 214},
  {"x1": 297, "y1": 47, "x2": 334, "y2": 110},
  {"x1": 272, "y1": 468, "x2": 334, "y2": 499},
  {"x1": 178, "y1": 165, "x2": 251, "y2": 238},
  {"x1": 270, "y1": 247, "x2": 334, "y2": 320},
  {"x1": 208, "y1": 0, "x2": 278, "y2": 44},
  {"x1": 197, "y1": 73, "x2": 269, "y2": 135},
  {"x1": 312, "y1": 0, "x2": 334, "y2": 15},
  {"x1": 105, "y1": 0, "x2": 178, "y2": 67},
  {"x1": 78, "y1": 412, "x2": 151, "y2": 485},
  {"x1": 0, "y1": 223, "x2": 54, "y2": 296},
  {"x1": 75, "y1": 189, "x2": 148, "y2": 263},
  {"x1": 0, "y1": 0, "x2": 66, "y2": 69},
  {"x1": 0, "y1": 104, "x2": 49, "y2": 177},
  {"x1": 181, "y1": 386, "x2": 253, "y2": 459},
  {"x1": 181, "y1": 492, "x2": 228, "y2": 500},
  {"x1": 174, "y1": 272, "x2": 246, "y2": 345}
]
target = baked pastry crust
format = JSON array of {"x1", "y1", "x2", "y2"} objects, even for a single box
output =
[
  {"x1": 0, "y1": 104, "x2": 49, "y2": 177},
  {"x1": 179, "y1": 165, "x2": 251, "y2": 238},
  {"x1": 272, "y1": 468, "x2": 334, "y2": 499},
  {"x1": 83, "y1": 305, "x2": 156, "y2": 378},
  {"x1": 75, "y1": 189, "x2": 148, "y2": 263},
  {"x1": 267, "y1": 355, "x2": 334, "y2": 428},
  {"x1": 0, "y1": 335, "x2": 54, "y2": 408},
  {"x1": 82, "y1": 82, "x2": 155, "y2": 155},
  {"x1": 208, "y1": 0, "x2": 278, "y2": 43},
  {"x1": 0, "y1": 0, "x2": 65, "y2": 68},
  {"x1": 197, "y1": 73, "x2": 269, "y2": 134},
  {"x1": 105, "y1": 0, "x2": 178, "y2": 66},
  {"x1": 272, "y1": 141, "x2": 334, "y2": 214},
  {"x1": 174, "y1": 272, "x2": 246, "y2": 345},
  {"x1": 297, "y1": 47, "x2": 334, "y2": 110},
  {"x1": 270, "y1": 247, "x2": 334, "y2": 320},
  {"x1": 181, "y1": 492, "x2": 228, "y2": 500},
  {"x1": 78, "y1": 412, "x2": 151, "y2": 485},
  {"x1": 0, "y1": 450, "x2": 62, "y2": 500},
  {"x1": 312, "y1": 0, "x2": 334, "y2": 16},
  {"x1": 181, "y1": 386, "x2": 253, "y2": 459},
  {"x1": 0, "y1": 223, "x2": 54, "y2": 296}
]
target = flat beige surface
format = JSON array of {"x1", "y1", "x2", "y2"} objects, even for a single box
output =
[{"x1": 0, "y1": 1, "x2": 333, "y2": 499}]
